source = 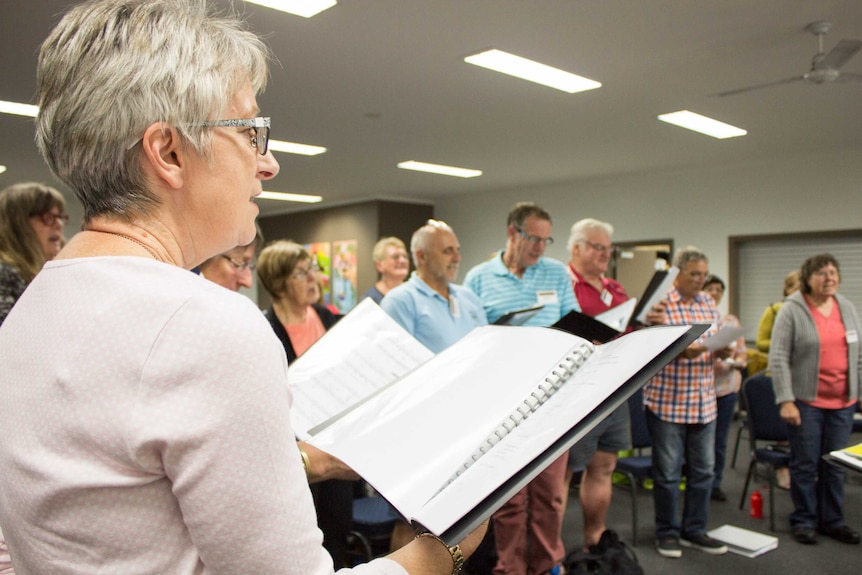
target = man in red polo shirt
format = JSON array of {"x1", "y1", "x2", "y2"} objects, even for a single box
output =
[{"x1": 563, "y1": 218, "x2": 666, "y2": 550}]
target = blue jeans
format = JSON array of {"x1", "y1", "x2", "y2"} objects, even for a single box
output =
[
  {"x1": 788, "y1": 401, "x2": 856, "y2": 530},
  {"x1": 646, "y1": 409, "x2": 716, "y2": 539},
  {"x1": 712, "y1": 392, "x2": 738, "y2": 488}
]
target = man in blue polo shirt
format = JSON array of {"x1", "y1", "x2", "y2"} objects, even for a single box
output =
[
  {"x1": 464, "y1": 201, "x2": 578, "y2": 575},
  {"x1": 381, "y1": 219, "x2": 487, "y2": 354},
  {"x1": 380, "y1": 219, "x2": 488, "y2": 550}
]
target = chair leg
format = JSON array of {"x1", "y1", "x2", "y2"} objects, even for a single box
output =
[
  {"x1": 623, "y1": 472, "x2": 638, "y2": 546},
  {"x1": 739, "y1": 459, "x2": 755, "y2": 510},
  {"x1": 768, "y1": 465, "x2": 777, "y2": 532},
  {"x1": 731, "y1": 424, "x2": 744, "y2": 469}
]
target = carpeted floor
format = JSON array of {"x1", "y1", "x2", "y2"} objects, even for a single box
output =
[{"x1": 561, "y1": 422, "x2": 862, "y2": 574}]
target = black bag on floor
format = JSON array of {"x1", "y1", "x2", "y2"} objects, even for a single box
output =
[{"x1": 563, "y1": 529, "x2": 643, "y2": 575}]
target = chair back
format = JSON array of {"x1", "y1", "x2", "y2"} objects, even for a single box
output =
[
  {"x1": 741, "y1": 372, "x2": 789, "y2": 443},
  {"x1": 627, "y1": 387, "x2": 651, "y2": 449}
]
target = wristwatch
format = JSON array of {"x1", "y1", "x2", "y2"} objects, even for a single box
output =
[{"x1": 415, "y1": 532, "x2": 464, "y2": 574}]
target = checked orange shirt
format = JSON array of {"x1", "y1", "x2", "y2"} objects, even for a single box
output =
[{"x1": 643, "y1": 285, "x2": 722, "y2": 424}]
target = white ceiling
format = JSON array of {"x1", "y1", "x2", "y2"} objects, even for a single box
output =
[{"x1": 2, "y1": 0, "x2": 861, "y2": 218}]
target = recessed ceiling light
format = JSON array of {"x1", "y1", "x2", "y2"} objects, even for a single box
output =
[
  {"x1": 268, "y1": 140, "x2": 327, "y2": 156},
  {"x1": 244, "y1": 0, "x2": 336, "y2": 18},
  {"x1": 0, "y1": 166, "x2": 7, "y2": 174},
  {"x1": 397, "y1": 161, "x2": 482, "y2": 178},
  {"x1": 464, "y1": 49, "x2": 601, "y2": 94},
  {"x1": 657, "y1": 110, "x2": 747, "y2": 139},
  {"x1": 258, "y1": 191, "x2": 322, "y2": 203},
  {"x1": 0, "y1": 100, "x2": 38, "y2": 117}
]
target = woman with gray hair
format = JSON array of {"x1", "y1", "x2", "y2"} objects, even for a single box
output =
[
  {"x1": 0, "y1": 182, "x2": 67, "y2": 325},
  {"x1": 0, "y1": 1, "x2": 483, "y2": 574},
  {"x1": 770, "y1": 253, "x2": 862, "y2": 546}
]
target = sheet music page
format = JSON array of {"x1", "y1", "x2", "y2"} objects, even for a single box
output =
[
  {"x1": 414, "y1": 324, "x2": 691, "y2": 534},
  {"x1": 308, "y1": 326, "x2": 588, "y2": 520},
  {"x1": 288, "y1": 299, "x2": 434, "y2": 440},
  {"x1": 309, "y1": 323, "x2": 691, "y2": 534},
  {"x1": 701, "y1": 324, "x2": 746, "y2": 351},
  {"x1": 595, "y1": 298, "x2": 637, "y2": 331},
  {"x1": 635, "y1": 267, "x2": 679, "y2": 324}
]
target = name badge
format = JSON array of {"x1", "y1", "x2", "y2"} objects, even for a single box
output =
[
  {"x1": 536, "y1": 290, "x2": 558, "y2": 305},
  {"x1": 600, "y1": 289, "x2": 613, "y2": 307},
  {"x1": 847, "y1": 330, "x2": 859, "y2": 344},
  {"x1": 450, "y1": 295, "x2": 461, "y2": 318}
]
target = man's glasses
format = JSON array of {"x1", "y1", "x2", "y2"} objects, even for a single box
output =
[
  {"x1": 197, "y1": 117, "x2": 271, "y2": 155},
  {"x1": 516, "y1": 228, "x2": 554, "y2": 246},
  {"x1": 221, "y1": 255, "x2": 256, "y2": 271},
  {"x1": 583, "y1": 241, "x2": 614, "y2": 254},
  {"x1": 34, "y1": 212, "x2": 70, "y2": 226},
  {"x1": 290, "y1": 261, "x2": 321, "y2": 280}
]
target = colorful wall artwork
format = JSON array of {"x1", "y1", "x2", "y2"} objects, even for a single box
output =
[{"x1": 332, "y1": 239, "x2": 358, "y2": 314}]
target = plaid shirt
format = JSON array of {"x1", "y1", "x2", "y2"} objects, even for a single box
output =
[{"x1": 643, "y1": 285, "x2": 721, "y2": 424}]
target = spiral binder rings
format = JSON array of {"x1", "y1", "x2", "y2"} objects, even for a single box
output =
[{"x1": 305, "y1": 312, "x2": 706, "y2": 544}]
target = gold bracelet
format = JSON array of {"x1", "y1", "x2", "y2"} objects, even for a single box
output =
[
  {"x1": 299, "y1": 449, "x2": 311, "y2": 480},
  {"x1": 415, "y1": 532, "x2": 464, "y2": 575}
]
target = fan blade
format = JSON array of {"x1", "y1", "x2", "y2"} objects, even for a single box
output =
[
  {"x1": 837, "y1": 72, "x2": 862, "y2": 83},
  {"x1": 817, "y1": 39, "x2": 862, "y2": 70},
  {"x1": 714, "y1": 75, "x2": 804, "y2": 97}
]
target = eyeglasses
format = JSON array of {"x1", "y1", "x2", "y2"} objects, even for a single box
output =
[
  {"x1": 221, "y1": 255, "x2": 256, "y2": 271},
  {"x1": 290, "y1": 262, "x2": 321, "y2": 280},
  {"x1": 516, "y1": 228, "x2": 554, "y2": 246},
  {"x1": 33, "y1": 212, "x2": 70, "y2": 226},
  {"x1": 583, "y1": 241, "x2": 614, "y2": 254},
  {"x1": 197, "y1": 117, "x2": 271, "y2": 155}
]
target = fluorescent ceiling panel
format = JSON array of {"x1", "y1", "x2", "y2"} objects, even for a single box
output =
[
  {"x1": 0, "y1": 100, "x2": 38, "y2": 117},
  {"x1": 397, "y1": 161, "x2": 482, "y2": 178},
  {"x1": 259, "y1": 191, "x2": 322, "y2": 203},
  {"x1": 244, "y1": 0, "x2": 336, "y2": 18},
  {"x1": 269, "y1": 140, "x2": 327, "y2": 156},
  {"x1": 464, "y1": 49, "x2": 601, "y2": 94},
  {"x1": 657, "y1": 110, "x2": 747, "y2": 139}
]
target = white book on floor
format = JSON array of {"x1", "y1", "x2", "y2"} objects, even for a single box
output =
[{"x1": 707, "y1": 524, "x2": 779, "y2": 558}]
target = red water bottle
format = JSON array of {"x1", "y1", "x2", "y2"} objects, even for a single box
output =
[{"x1": 750, "y1": 490, "x2": 763, "y2": 519}]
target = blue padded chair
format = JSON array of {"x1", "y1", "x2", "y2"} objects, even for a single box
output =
[
  {"x1": 614, "y1": 387, "x2": 652, "y2": 546},
  {"x1": 346, "y1": 496, "x2": 400, "y2": 564},
  {"x1": 737, "y1": 372, "x2": 790, "y2": 531}
]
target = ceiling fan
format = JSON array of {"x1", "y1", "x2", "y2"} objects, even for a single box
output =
[{"x1": 717, "y1": 21, "x2": 862, "y2": 97}]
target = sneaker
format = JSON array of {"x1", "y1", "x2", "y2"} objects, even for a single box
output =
[
  {"x1": 680, "y1": 533, "x2": 728, "y2": 555},
  {"x1": 656, "y1": 536, "x2": 682, "y2": 558},
  {"x1": 710, "y1": 487, "x2": 727, "y2": 501}
]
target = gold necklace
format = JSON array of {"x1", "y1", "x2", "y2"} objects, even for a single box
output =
[{"x1": 96, "y1": 230, "x2": 163, "y2": 262}]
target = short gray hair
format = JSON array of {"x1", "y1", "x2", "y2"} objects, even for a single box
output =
[
  {"x1": 410, "y1": 219, "x2": 453, "y2": 267},
  {"x1": 35, "y1": 0, "x2": 271, "y2": 222},
  {"x1": 566, "y1": 218, "x2": 614, "y2": 252},
  {"x1": 673, "y1": 246, "x2": 708, "y2": 269}
]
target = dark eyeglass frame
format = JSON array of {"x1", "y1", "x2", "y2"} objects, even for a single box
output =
[
  {"x1": 221, "y1": 255, "x2": 256, "y2": 271},
  {"x1": 196, "y1": 117, "x2": 271, "y2": 155},
  {"x1": 33, "y1": 212, "x2": 70, "y2": 226},
  {"x1": 516, "y1": 228, "x2": 554, "y2": 247},
  {"x1": 583, "y1": 240, "x2": 614, "y2": 254},
  {"x1": 289, "y1": 261, "x2": 322, "y2": 280}
]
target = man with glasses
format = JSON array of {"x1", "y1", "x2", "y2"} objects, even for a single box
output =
[
  {"x1": 198, "y1": 224, "x2": 264, "y2": 292},
  {"x1": 464, "y1": 202, "x2": 578, "y2": 575},
  {"x1": 644, "y1": 247, "x2": 731, "y2": 559},
  {"x1": 563, "y1": 218, "x2": 667, "y2": 551}
]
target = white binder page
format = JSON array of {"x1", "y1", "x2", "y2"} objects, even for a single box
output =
[
  {"x1": 635, "y1": 267, "x2": 679, "y2": 324},
  {"x1": 288, "y1": 299, "x2": 434, "y2": 440},
  {"x1": 595, "y1": 298, "x2": 637, "y2": 331},
  {"x1": 701, "y1": 324, "x2": 746, "y2": 351}
]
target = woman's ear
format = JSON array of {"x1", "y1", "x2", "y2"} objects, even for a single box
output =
[{"x1": 140, "y1": 123, "x2": 186, "y2": 190}]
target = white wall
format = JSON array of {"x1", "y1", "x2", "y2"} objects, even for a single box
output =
[{"x1": 436, "y1": 146, "x2": 862, "y2": 314}]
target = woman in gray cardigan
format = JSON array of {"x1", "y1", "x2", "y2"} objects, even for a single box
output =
[{"x1": 769, "y1": 253, "x2": 862, "y2": 546}]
